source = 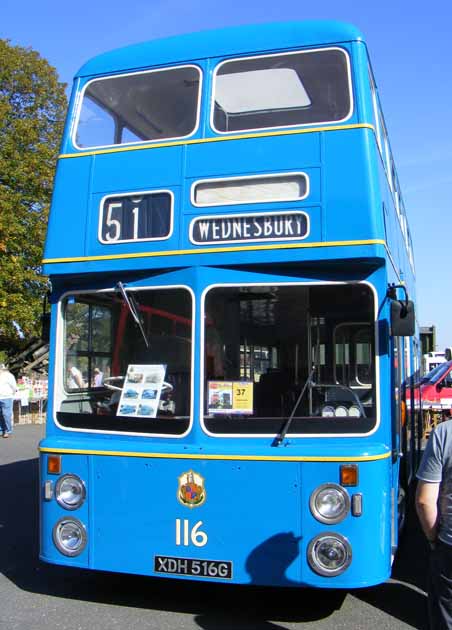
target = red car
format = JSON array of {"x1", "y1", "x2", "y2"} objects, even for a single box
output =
[{"x1": 414, "y1": 361, "x2": 452, "y2": 410}]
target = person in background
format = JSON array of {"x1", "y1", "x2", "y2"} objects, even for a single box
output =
[
  {"x1": 93, "y1": 367, "x2": 103, "y2": 387},
  {"x1": 0, "y1": 363, "x2": 17, "y2": 438},
  {"x1": 67, "y1": 362, "x2": 85, "y2": 389},
  {"x1": 416, "y1": 421, "x2": 452, "y2": 629}
]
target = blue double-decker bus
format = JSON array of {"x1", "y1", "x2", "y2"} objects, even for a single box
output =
[{"x1": 40, "y1": 21, "x2": 419, "y2": 588}]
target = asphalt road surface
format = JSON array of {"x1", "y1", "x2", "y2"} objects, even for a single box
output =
[{"x1": 0, "y1": 425, "x2": 429, "y2": 630}]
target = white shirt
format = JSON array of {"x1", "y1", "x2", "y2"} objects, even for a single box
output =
[
  {"x1": 0, "y1": 370, "x2": 17, "y2": 399},
  {"x1": 68, "y1": 366, "x2": 84, "y2": 389},
  {"x1": 94, "y1": 371, "x2": 103, "y2": 387}
]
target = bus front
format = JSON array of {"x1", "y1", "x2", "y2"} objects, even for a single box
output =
[
  {"x1": 40, "y1": 21, "x2": 413, "y2": 588},
  {"x1": 41, "y1": 279, "x2": 387, "y2": 586}
]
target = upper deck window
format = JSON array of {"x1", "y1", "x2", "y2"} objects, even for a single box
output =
[
  {"x1": 74, "y1": 65, "x2": 202, "y2": 149},
  {"x1": 212, "y1": 48, "x2": 352, "y2": 134}
]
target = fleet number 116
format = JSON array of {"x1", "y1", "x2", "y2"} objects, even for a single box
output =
[{"x1": 175, "y1": 519, "x2": 208, "y2": 547}]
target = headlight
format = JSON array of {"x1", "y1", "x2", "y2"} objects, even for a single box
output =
[
  {"x1": 334, "y1": 405, "x2": 348, "y2": 417},
  {"x1": 321, "y1": 405, "x2": 335, "y2": 417},
  {"x1": 307, "y1": 533, "x2": 352, "y2": 576},
  {"x1": 55, "y1": 474, "x2": 86, "y2": 510},
  {"x1": 348, "y1": 404, "x2": 361, "y2": 418},
  {"x1": 52, "y1": 518, "x2": 87, "y2": 557},
  {"x1": 310, "y1": 483, "x2": 350, "y2": 524}
]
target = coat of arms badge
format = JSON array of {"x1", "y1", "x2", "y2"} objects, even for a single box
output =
[{"x1": 177, "y1": 470, "x2": 206, "y2": 507}]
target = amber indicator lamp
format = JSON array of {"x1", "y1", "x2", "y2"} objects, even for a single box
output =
[{"x1": 340, "y1": 464, "x2": 358, "y2": 486}]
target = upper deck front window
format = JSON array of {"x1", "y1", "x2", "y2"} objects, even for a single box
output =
[
  {"x1": 74, "y1": 65, "x2": 202, "y2": 149},
  {"x1": 212, "y1": 48, "x2": 352, "y2": 133}
]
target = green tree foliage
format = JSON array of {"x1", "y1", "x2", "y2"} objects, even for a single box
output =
[{"x1": 0, "y1": 39, "x2": 67, "y2": 350}]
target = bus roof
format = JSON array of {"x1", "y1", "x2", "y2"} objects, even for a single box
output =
[{"x1": 76, "y1": 20, "x2": 364, "y2": 78}]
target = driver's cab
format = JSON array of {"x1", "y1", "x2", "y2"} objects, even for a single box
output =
[{"x1": 57, "y1": 285, "x2": 193, "y2": 435}]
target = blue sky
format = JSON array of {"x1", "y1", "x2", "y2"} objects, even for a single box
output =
[{"x1": 2, "y1": 0, "x2": 451, "y2": 349}]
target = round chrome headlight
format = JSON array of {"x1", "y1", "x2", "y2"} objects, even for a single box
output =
[
  {"x1": 52, "y1": 518, "x2": 87, "y2": 557},
  {"x1": 307, "y1": 533, "x2": 352, "y2": 576},
  {"x1": 310, "y1": 483, "x2": 350, "y2": 524},
  {"x1": 348, "y1": 404, "x2": 361, "y2": 418},
  {"x1": 55, "y1": 474, "x2": 86, "y2": 510},
  {"x1": 334, "y1": 405, "x2": 348, "y2": 417},
  {"x1": 321, "y1": 405, "x2": 335, "y2": 417}
]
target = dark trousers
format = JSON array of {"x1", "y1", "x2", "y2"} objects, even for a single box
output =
[{"x1": 429, "y1": 540, "x2": 452, "y2": 629}]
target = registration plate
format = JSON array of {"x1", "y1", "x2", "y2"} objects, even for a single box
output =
[{"x1": 154, "y1": 555, "x2": 233, "y2": 579}]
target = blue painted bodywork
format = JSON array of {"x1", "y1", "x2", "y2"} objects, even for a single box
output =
[
  {"x1": 40, "y1": 443, "x2": 391, "y2": 587},
  {"x1": 75, "y1": 21, "x2": 363, "y2": 79},
  {"x1": 40, "y1": 21, "x2": 417, "y2": 588}
]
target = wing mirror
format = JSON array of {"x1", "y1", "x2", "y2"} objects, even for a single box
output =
[
  {"x1": 387, "y1": 284, "x2": 415, "y2": 337},
  {"x1": 390, "y1": 300, "x2": 415, "y2": 337},
  {"x1": 41, "y1": 290, "x2": 51, "y2": 343},
  {"x1": 41, "y1": 312, "x2": 50, "y2": 343}
]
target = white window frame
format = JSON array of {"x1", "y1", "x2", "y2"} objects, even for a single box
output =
[
  {"x1": 210, "y1": 47, "x2": 354, "y2": 135},
  {"x1": 191, "y1": 171, "x2": 310, "y2": 207},
  {"x1": 98, "y1": 189, "x2": 174, "y2": 245},
  {"x1": 54, "y1": 284, "x2": 195, "y2": 439},
  {"x1": 72, "y1": 64, "x2": 203, "y2": 151},
  {"x1": 200, "y1": 280, "x2": 380, "y2": 439}
]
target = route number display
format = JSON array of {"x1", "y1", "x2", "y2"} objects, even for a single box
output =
[{"x1": 99, "y1": 191, "x2": 172, "y2": 244}]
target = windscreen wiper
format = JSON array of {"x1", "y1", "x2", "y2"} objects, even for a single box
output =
[
  {"x1": 273, "y1": 365, "x2": 316, "y2": 447},
  {"x1": 115, "y1": 282, "x2": 149, "y2": 348}
]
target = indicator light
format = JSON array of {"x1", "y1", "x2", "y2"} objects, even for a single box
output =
[
  {"x1": 47, "y1": 455, "x2": 62, "y2": 475},
  {"x1": 340, "y1": 464, "x2": 358, "y2": 486}
]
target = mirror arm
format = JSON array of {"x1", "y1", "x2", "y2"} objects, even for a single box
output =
[{"x1": 386, "y1": 283, "x2": 409, "y2": 315}]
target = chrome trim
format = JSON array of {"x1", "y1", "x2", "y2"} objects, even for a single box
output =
[
  {"x1": 55, "y1": 474, "x2": 86, "y2": 511},
  {"x1": 307, "y1": 532, "x2": 352, "y2": 577},
  {"x1": 309, "y1": 483, "x2": 350, "y2": 524},
  {"x1": 351, "y1": 493, "x2": 363, "y2": 517},
  {"x1": 52, "y1": 517, "x2": 87, "y2": 557}
]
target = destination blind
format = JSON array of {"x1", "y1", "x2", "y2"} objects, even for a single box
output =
[{"x1": 190, "y1": 211, "x2": 309, "y2": 245}]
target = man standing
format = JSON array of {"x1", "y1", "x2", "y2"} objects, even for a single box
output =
[
  {"x1": 0, "y1": 363, "x2": 17, "y2": 438},
  {"x1": 416, "y1": 421, "x2": 452, "y2": 629},
  {"x1": 67, "y1": 362, "x2": 85, "y2": 389}
]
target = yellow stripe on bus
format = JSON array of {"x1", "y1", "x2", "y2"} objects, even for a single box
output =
[
  {"x1": 42, "y1": 238, "x2": 386, "y2": 265},
  {"x1": 58, "y1": 123, "x2": 375, "y2": 159},
  {"x1": 39, "y1": 446, "x2": 391, "y2": 463}
]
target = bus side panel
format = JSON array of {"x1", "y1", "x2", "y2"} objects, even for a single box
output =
[
  {"x1": 85, "y1": 147, "x2": 185, "y2": 258},
  {"x1": 323, "y1": 128, "x2": 381, "y2": 242},
  {"x1": 43, "y1": 158, "x2": 92, "y2": 261},
  {"x1": 302, "y1": 458, "x2": 392, "y2": 588},
  {"x1": 40, "y1": 453, "x2": 91, "y2": 568},
  {"x1": 185, "y1": 133, "x2": 321, "y2": 178},
  {"x1": 90, "y1": 146, "x2": 184, "y2": 193}
]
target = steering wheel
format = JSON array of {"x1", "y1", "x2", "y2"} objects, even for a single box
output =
[{"x1": 103, "y1": 376, "x2": 173, "y2": 393}]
